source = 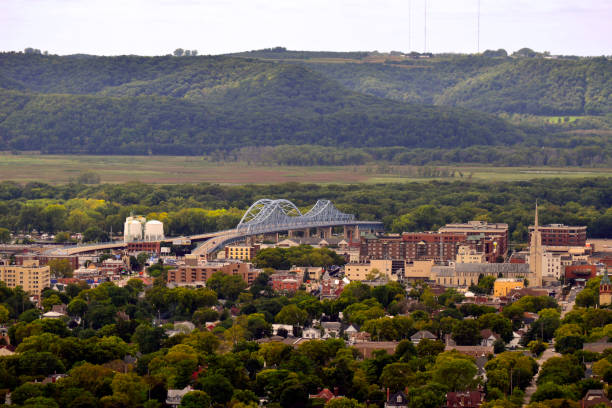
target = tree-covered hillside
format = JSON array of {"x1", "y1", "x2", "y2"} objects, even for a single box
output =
[
  {"x1": 436, "y1": 58, "x2": 612, "y2": 115},
  {"x1": 0, "y1": 53, "x2": 528, "y2": 154},
  {"x1": 0, "y1": 51, "x2": 610, "y2": 156},
  {"x1": 238, "y1": 50, "x2": 611, "y2": 117}
]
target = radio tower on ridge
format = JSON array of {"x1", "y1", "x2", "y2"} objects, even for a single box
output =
[
  {"x1": 477, "y1": 0, "x2": 481, "y2": 53},
  {"x1": 424, "y1": 0, "x2": 427, "y2": 53},
  {"x1": 408, "y1": 0, "x2": 411, "y2": 51}
]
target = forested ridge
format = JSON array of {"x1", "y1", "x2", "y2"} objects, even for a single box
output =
[
  {"x1": 236, "y1": 50, "x2": 612, "y2": 116},
  {"x1": 0, "y1": 53, "x2": 530, "y2": 155},
  {"x1": 0, "y1": 52, "x2": 610, "y2": 158}
]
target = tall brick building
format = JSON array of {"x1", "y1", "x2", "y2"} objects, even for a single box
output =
[
  {"x1": 0, "y1": 259, "x2": 50, "y2": 303},
  {"x1": 167, "y1": 261, "x2": 261, "y2": 285},
  {"x1": 528, "y1": 224, "x2": 587, "y2": 247},
  {"x1": 438, "y1": 221, "x2": 508, "y2": 261},
  {"x1": 360, "y1": 221, "x2": 508, "y2": 263}
]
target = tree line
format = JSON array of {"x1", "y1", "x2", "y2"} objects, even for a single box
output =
[{"x1": 0, "y1": 178, "x2": 611, "y2": 242}]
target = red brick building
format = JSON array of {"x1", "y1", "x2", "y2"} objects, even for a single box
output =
[
  {"x1": 359, "y1": 235, "x2": 405, "y2": 261},
  {"x1": 269, "y1": 273, "x2": 300, "y2": 293},
  {"x1": 402, "y1": 232, "x2": 467, "y2": 262},
  {"x1": 360, "y1": 224, "x2": 507, "y2": 263},
  {"x1": 446, "y1": 391, "x2": 484, "y2": 408},
  {"x1": 16, "y1": 254, "x2": 79, "y2": 270},
  {"x1": 128, "y1": 242, "x2": 161, "y2": 254},
  {"x1": 167, "y1": 261, "x2": 260, "y2": 285},
  {"x1": 439, "y1": 221, "x2": 508, "y2": 262},
  {"x1": 565, "y1": 264, "x2": 597, "y2": 281},
  {"x1": 529, "y1": 224, "x2": 587, "y2": 247}
]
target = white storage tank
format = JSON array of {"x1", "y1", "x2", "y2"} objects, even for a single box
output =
[
  {"x1": 144, "y1": 220, "x2": 164, "y2": 241},
  {"x1": 124, "y1": 218, "x2": 144, "y2": 242}
]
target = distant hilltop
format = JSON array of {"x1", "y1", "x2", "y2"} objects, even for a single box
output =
[{"x1": 0, "y1": 50, "x2": 609, "y2": 160}]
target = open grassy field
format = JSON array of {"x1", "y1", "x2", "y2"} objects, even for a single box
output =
[{"x1": 0, "y1": 154, "x2": 611, "y2": 185}]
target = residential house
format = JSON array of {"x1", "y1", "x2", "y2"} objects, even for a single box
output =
[
  {"x1": 507, "y1": 332, "x2": 522, "y2": 349},
  {"x1": 42, "y1": 311, "x2": 65, "y2": 319},
  {"x1": 303, "y1": 327, "x2": 322, "y2": 339},
  {"x1": 309, "y1": 388, "x2": 341, "y2": 403},
  {"x1": 480, "y1": 329, "x2": 501, "y2": 347},
  {"x1": 0, "y1": 346, "x2": 15, "y2": 356},
  {"x1": 42, "y1": 374, "x2": 67, "y2": 384},
  {"x1": 446, "y1": 391, "x2": 485, "y2": 408},
  {"x1": 0, "y1": 327, "x2": 10, "y2": 345},
  {"x1": 353, "y1": 341, "x2": 399, "y2": 359},
  {"x1": 321, "y1": 322, "x2": 342, "y2": 338},
  {"x1": 272, "y1": 324, "x2": 294, "y2": 337},
  {"x1": 411, "y1": 330, "x2": 437, "y2": 345},
  {"x1": 444, "y1": 345, "x2": 494, "y2": 358},
  {"x1": 320, "y1": 272, "x2": 346, "y2": 299},
  {"x1": 166, "y1": 386, "x2": 193, "y2": 407},
  {"x1": 385, "y1": 391, "x2": 408, "y2": 408},
  {"x1": 581, "y1": 389, "x2": 612, "y2": 408},
  {"x1": 349, "y1": 331, "x2": 372, "y2": 344}
]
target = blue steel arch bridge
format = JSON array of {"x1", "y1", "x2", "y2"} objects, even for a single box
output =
[
  {"x1": 50, "y1": 199, "x2": 383, "y2": 256},
  {"x1": 237, "y1": 199, "x2": 356, "y2": 234}
]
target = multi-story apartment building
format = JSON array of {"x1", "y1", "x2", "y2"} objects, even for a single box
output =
[
  {"x1": 455, "y1": 245, "x2": 486, "y2": 264},
  {"x1": 360, "y1": 221, "x2": 508, "y2": 263},
  {"x1": 359, "y1": 234, "x2": 405, "y2": 261},
  {"x1": 167, "y1": 261, "x2": 261, "y2": 286},
  {"x1": 0, "y1": 259, "x2": 50, "y2": 302},
  {"x1": 345, "y1": 259, "x2": 404, "y2": 281},
  {"x1": 402, "y1": 232, "x2": 467, "y2": 262},
  {"x1": 528, "y1": 224, "x2": 587, "y2": 247},
  {"x1": 438, "y1": 221, "x2": 509, "y2": 262},
  {"x1": 15, "y1": 254, "x2": 79, "y2": 270},
  {"x1": 224, "y1": 245, "x2": 259, "y2": 261}
]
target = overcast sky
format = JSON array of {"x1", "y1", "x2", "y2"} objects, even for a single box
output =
[{"x1": 1, "y1": 0, "x2": 611, "y2": 56}]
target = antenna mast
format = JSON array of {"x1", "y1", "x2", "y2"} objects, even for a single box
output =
[
  {"x1": 408, "y1": 0, "x2": 412, "y2": 51},
  {"x1": 424, "y1": 0, "x2": 427, "y2": 53},
  {"x1": 477, "y1": 0, "x2": 481, "y2": 53}
]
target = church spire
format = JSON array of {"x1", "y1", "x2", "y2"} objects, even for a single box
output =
[
  {"x1": 530, "y1": 200, "x2": 543, "y2": 287},
  {"x1": 534, "y1": 200, "x2": 539, "y2": 232}
]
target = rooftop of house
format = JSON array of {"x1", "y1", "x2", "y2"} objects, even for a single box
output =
[
  {"x1": 444, "y1": 345, "x2": 494, "y2": 357},
  {"x1": 447, "y1": 390, "x2": 485, "y2": 408},
  {"x1": 411, "y1": 330, "x2": 437, "y2": 340}
]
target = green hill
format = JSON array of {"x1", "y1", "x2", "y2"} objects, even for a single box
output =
[
  {"x1": 0, "y1": 53, "x2": 528, "y2": 154},
  {"x1": 437, "y1": 58, "x2": 612, "y2": 115},
  {"x1": 235, "y1": 50, "x2": 611, "y2": 117}
]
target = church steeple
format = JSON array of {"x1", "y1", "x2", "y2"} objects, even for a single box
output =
[
  {"x1": 530, "y1": 201, "x2": 543, "y2": 287},
  {"x1": 534, "y1": 200, "x2": 539, "y2": 232}
]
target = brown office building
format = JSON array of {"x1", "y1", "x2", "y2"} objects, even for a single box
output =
[
  {"x1": 438, "y1": 221, "x2": 509, "y2": 261},
  {"x1": 167, "y1": 261, "x2": 261, "y2": 285},
  {"x1": 528, "y1": 224, "x2": 587, "y2": 247},
  {"x1": 402, "y1": 232, "x2": 467, "y2": 262},
  {"x1": 127, "y1": 241, "x2": 161, "y2": 254},
  {"x1": 359, "y1": 235, "x2": 406, "y2": 261},
  {"x1": 360, "y1": 221, "x2": 508, "y2": 263},
  {"x1": 16, "y1": 254, "x2": 79, "y2": 270}
]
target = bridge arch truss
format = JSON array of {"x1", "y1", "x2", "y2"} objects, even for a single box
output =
[{"x1": 236, "y1": 199, "x2": 355, "y2": 235}]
